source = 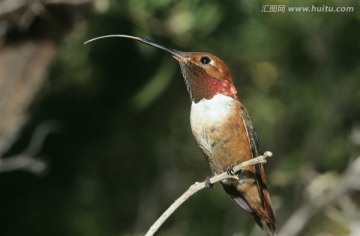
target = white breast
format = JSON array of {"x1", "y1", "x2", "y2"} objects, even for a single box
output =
[
  {"x1": 190, "y1": 94, "x2": 234, "y2": 125},
  {"x1": 190, "y1": 94, "x2": 234, "y2": 156}
]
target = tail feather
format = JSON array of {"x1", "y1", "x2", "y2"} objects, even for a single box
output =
[
  {"x1": 221, "y1": 180, "x2": 277, "y2": 235},
  {"x1": 251, "y1": 205, "x2": 276, "y2": 236}
]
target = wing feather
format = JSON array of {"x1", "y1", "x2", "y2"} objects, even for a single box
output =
[{"x1": 240, "y1": 106, "x2": 266, "y2": 206}]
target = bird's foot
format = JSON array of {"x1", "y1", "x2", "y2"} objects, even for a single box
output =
[
  {"x1": 204, "y1": 177, "x2": 214, "y2": 188},
  {"x1": 226, "y1": 165, "x2": 236, "y2": 175}
]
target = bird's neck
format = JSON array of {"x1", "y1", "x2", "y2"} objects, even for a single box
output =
[
  {"x1": 179, "y1": 62, "x2": 237, "y2": 103},
  {"x1": 186, "y1": 75, "x2": 237, "y2": 103}
]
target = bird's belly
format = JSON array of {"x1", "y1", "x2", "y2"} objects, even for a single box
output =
[{"x1": 190, "y1": 94, "x2": 250, "y2": 173}]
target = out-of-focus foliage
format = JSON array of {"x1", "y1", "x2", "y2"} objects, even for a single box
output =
[{"x1": 1, "y1": 0, "x2": 360, "y2": 235}]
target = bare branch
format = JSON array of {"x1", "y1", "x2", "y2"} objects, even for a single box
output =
[
  {"x1": 144, "y1": 151, "x2": 272, "y2": 236},
  {"x1": 278, "y1": 156, "x2": 360, "y2": 236},
  {"x1": 25, "y1": 121, "x2": 61, "y2": 156},
  {"x1": 0, "y1": 155, "x2": 47, "y2": 175},
  {"x1": 0, "y1": 121, "x2": 61, "y2": 175}
]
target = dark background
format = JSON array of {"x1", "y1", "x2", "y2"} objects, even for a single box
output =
[{"x1": 1, "y1": 0, "x2": 360, "y2": 235}]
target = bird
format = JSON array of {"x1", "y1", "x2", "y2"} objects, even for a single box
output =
[{"x1": 85, "y1": 35, "x2": 277, "y2": 235}]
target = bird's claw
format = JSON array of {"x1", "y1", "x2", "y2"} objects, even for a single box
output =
[
  {"x1": 204, "y1": 177, "x2": 214, "y2": 188},
  {"x1": 226, "y1": 165, "x2": 235, "y2": 175}
]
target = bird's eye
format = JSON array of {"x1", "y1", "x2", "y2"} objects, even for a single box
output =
[{"x1": 200, "y1": 56, "x2": 211, "y2": 65}]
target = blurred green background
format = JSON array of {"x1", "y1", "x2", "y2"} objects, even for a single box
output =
[{"x1": 1, "y1": 0, "x2": 360, "y2": 235}]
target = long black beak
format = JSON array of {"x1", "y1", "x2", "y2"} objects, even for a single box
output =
[{"x1": 84, "y1": 34, "x2": 188, "y2": 61}]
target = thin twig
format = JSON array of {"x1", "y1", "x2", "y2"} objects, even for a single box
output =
[{"x1": 144, "y1": 151, "x2": 272, "y2": 236}]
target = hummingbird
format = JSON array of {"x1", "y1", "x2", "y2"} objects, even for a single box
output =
[{"x1": 85, "y1": 35, "x2": 277, "y2": 235}]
